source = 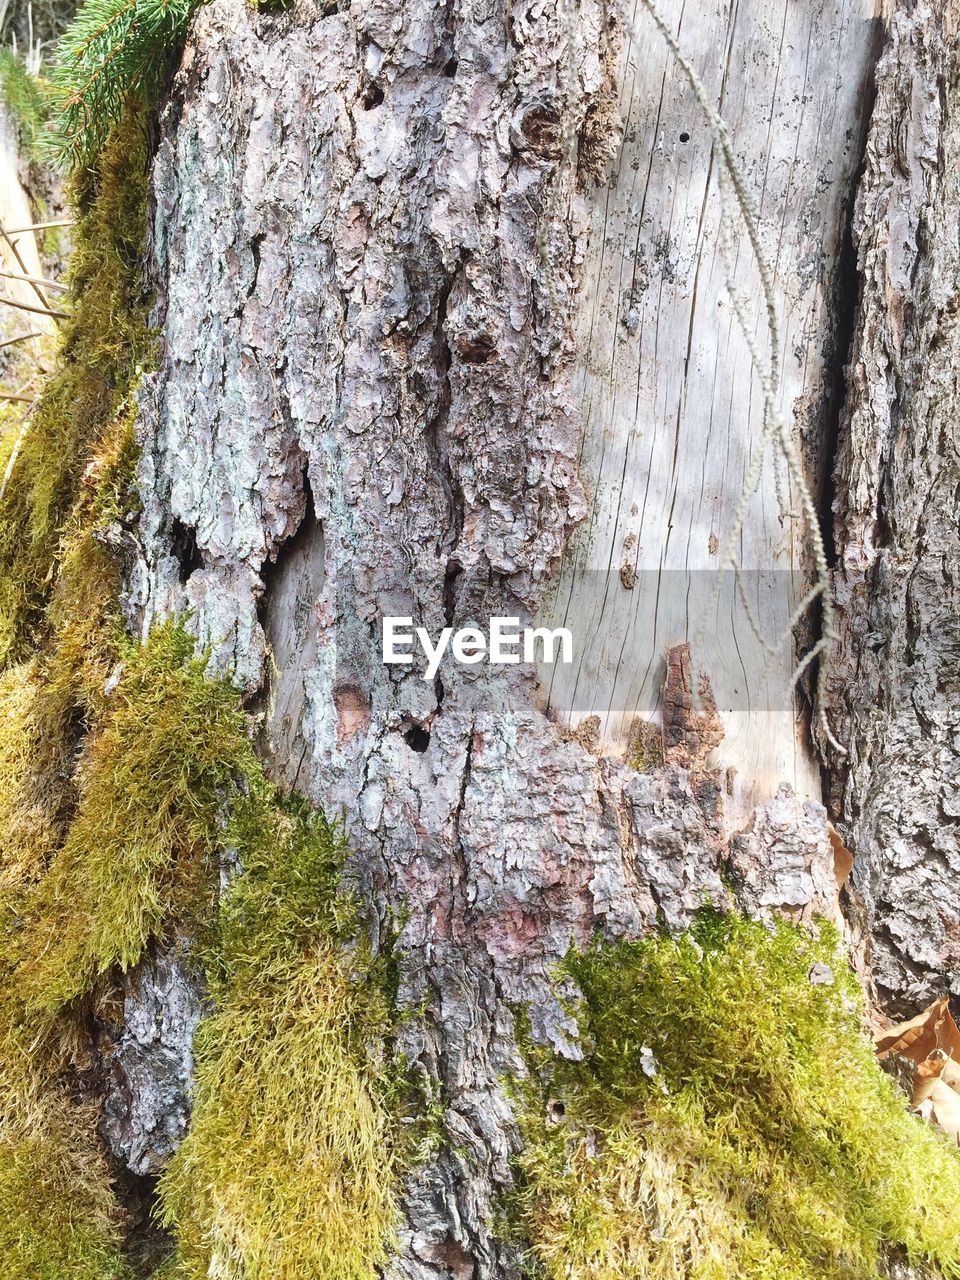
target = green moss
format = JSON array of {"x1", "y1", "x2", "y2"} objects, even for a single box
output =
[
  {"x1": 2, "y1": 618, "x2": 406, "y2": 1277},
  {"x1": 0, "y1": 661, "x2": 132, "y2": 1280},
  {"x1": 248, "y1": 0, "x2": 295, "y2": 13},
  {"x1": 0, "y1": 106, "x2": 157, "y2": 1276},
  {"x1": 510, "y1": 913, "x2": 960, "y2": 1280},
  {"x1": 628, "y1": 718, "x2": 663, "y2": 771},
  {"x1": 13, "y1": 620, "x2": 257, "y2": 1011},
  {"x1": 0, "y1": 616, "x2": 252, "y2": 1276},
  {"x1": 0, "y1": 107, "x2": 153, "y2": 666},
  {"x1": 0, "y1": 1083, "x2": 128, "y2": 1279},
  {"x1": 159, "y1": 797, "x2": 403, "y2": 1280}
]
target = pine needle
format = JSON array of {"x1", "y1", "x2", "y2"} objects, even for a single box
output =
[{"x1": 45, "y1": 0, "x2": 200, "y2": 167}]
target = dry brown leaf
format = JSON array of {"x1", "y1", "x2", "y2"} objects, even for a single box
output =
[
  {"x1": 915, "y1": 1056, "x2": 947, "y2": 1087},
  {"x1": 827, "y1": 823, "x2": 853, "y2": 891},
  {"x1": 914, "y1": 1054, "x2": 960, "y2": 1095},
  {"x1": 875, "y1": 997, "x2": 960, "y2": 1064},
  {"x1": 916, "y1": 1078, "x2": 960, "y2": 1145}
]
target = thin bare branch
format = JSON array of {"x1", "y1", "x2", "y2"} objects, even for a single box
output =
[
  {"x1": 0, "y1": 331, "x2": 42, "y2": 349},
  {"x1": 2, "y1": 219, "x2": 75, "y2": 234},
  {"x1": 0, "y1": 268, "x2": 68, "y2": 293},
  {"x1": 0, "y1": 295, "x2": 69, "y2": 320},
  {"x1": 0, "y1": 222, "x2": 56, "y2": 314}
]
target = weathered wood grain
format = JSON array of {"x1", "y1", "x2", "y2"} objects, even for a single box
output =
[{"x1": 539, "y1": 0, "x2": 884, "y2": 821}]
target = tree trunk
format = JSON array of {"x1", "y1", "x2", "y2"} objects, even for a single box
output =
[{"x1": 7, "y1": 0, "x2": 960, "y2": 1274}]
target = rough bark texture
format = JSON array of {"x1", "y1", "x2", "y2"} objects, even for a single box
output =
[
  {"x1": 74, "y1": 0, "x2": 954, "y2": 1275},
  {"x1": 823, "y1": 0, "x2": 960, "y2": 1016},
  {"x1": 96, "y1": 949, "x2": 203, "y2": 1177},
  {"x1": 128, "y1": 1, "x2": 634, "y2": 1269}
]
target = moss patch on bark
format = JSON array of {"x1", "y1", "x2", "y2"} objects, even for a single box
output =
[
  {"x1": 0, "y1": 106, "x2": 152, "y2": 667},
  {"x1": 510, "y1": 914, "x2": 960, "y2": 1280},
  {"x1": 158, "y1": 796, "x2": 403, "y2": 1280},
  {"x1": 0, "y1": 113, "x2": 153, "y2": 1280},
  {"x1": 1, "y1": 617, "x2": 405, "y2": 1278}
]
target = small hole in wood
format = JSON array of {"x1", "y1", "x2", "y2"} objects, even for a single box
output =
[
  {"x1": 679, "y1": 131, "x2": 690, "y2": 143},
  {"x1": 363, "y1": 84, "x2": 385, "y2": 110},
  {"x1": 169, "y1": 517, "x2": 202, "y2": 584},
  {"x1": 403, "y1": 724, "x2": 430, "y2": 753}
]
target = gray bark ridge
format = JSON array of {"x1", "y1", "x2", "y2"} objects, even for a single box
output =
[
  {"x1": 822, "y1": 0, "x2": 960, "y2": 1015},
  {"x1": 96, "y1": 947, "x2": 204, "y2": 1177}
]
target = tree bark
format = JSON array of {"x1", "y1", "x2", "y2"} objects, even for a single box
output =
[
  {"x1": 822, "y1": 0, "x2": 960, "y2": 1015},
  {"x1": 92, "y1": 0, "x2": 960, "y2": 1273}
]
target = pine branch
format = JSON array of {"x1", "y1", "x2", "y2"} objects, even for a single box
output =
[{"x1": 45, "y1": 0, "x2": 200, "y2": 167}]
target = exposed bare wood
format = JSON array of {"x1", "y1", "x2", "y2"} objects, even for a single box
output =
[{"x1": 536, "y1": 0, "x2": 886, "y2": 824}]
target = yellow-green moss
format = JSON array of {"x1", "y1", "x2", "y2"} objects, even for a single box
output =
[
  {"x1": 0, "y1": 106, "x2": 153, "y2": 665},
  {"x1": 0, "y1": 1074, "x2": 128, "y2": 1279},
  {"x1": 159, "y1": 797, "x2": 402, "y2": 1280},
  {"x1": 13, "y1": 620, "x2": 258, "y2": 1012},
  {"x1": 1, "y1": 613, "x2": 406, "y2": 1277},
  {"x1": 0, "y1": 661, "x2": 52, "y2": 883},
  {"x1": 0, "y1": 621, "x2": 253, "y2": 1280},
  {"x1": 0, "y1": 694, "x2": 130, "y2": 1280},
  {"x1": 628, "y1": 718, "x2": 663, "y2": 771},
  {"x1": 510, "y1": 913, "x2": 960, "y2": 1280}
]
